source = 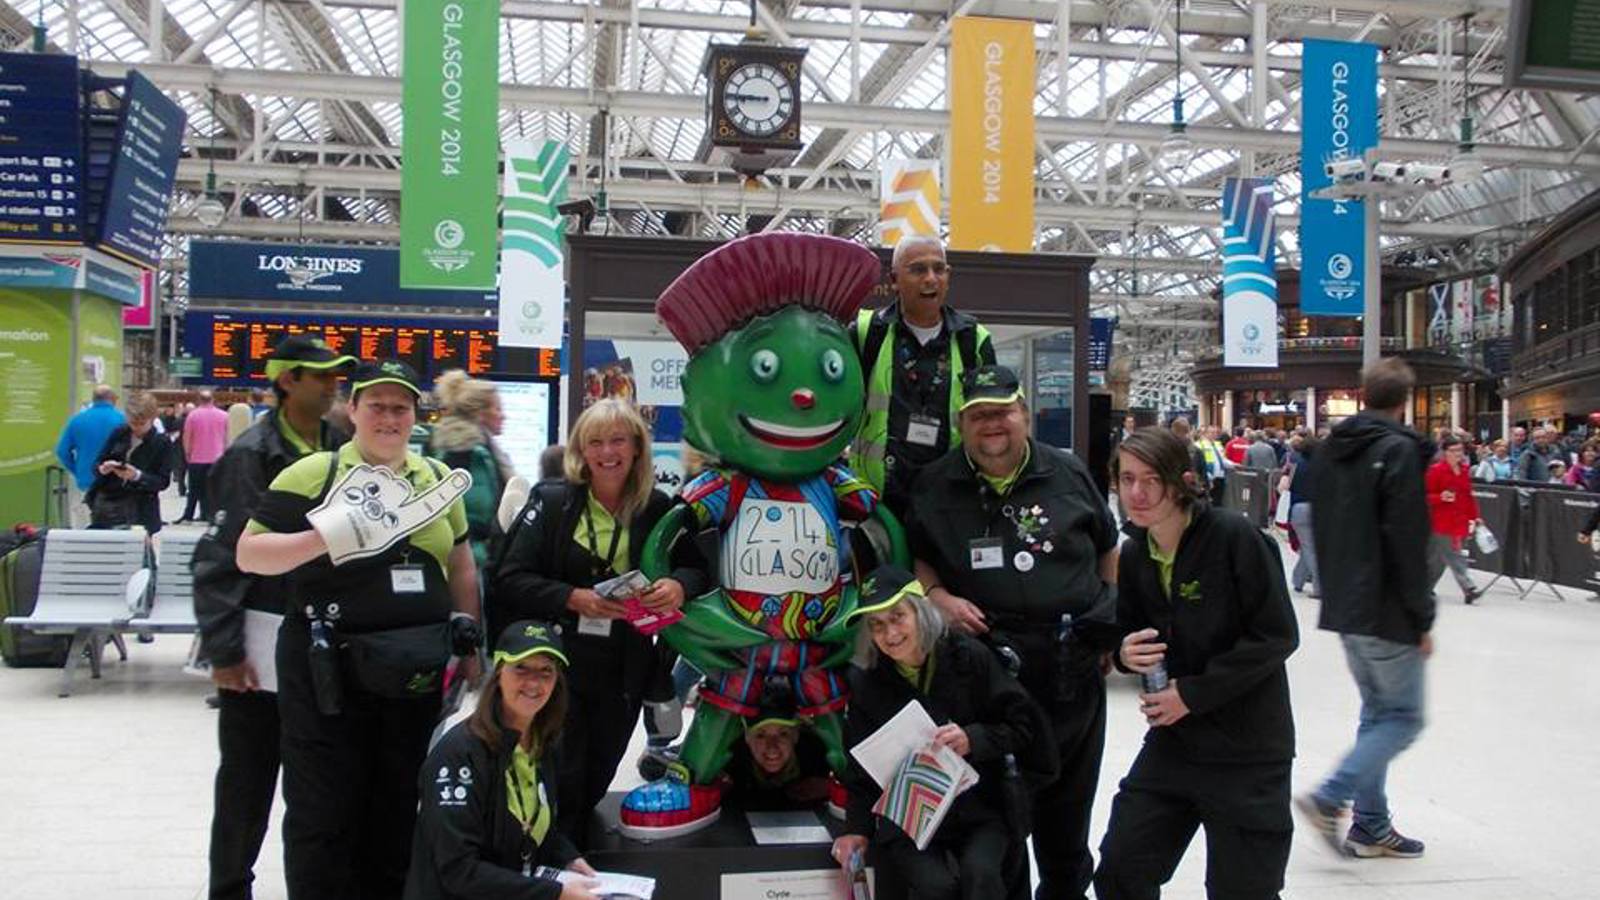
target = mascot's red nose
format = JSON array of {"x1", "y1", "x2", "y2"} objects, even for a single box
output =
[{"x1": 791, "y1": 388, "x2": 816, "y2": 410}]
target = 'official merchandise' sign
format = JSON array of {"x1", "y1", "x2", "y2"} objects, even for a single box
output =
[
  {"x1": 400, "y1": 0, "x2": 500, "y2": 289},
  {"x1": 1222, "y1": 177, "x2": 1279, "y2": 368},
  {"x1": 1299, "y1": 39, "x2": 1378, "y2": 316},
  {"x1": 948, "y1": 16, "x2": 1034, "y2": 252}
]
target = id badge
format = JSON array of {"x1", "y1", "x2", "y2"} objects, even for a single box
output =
[
  {"x1": 969, "y1": 537, "x2": 1004, "y2": 570},
  {"x1": 906, "y1": 414, "x2": 941, "y2": 447},
  {"x1": 577, "y1": 615, "x2": 614, "y2": 637},
  {"x1": 389, "y1": 566, "x2": 425, "y2": 594}
]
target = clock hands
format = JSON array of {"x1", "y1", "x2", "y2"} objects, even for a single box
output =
[{"x1": 726, "y1": 92, "x2": 776, "y2": 102}]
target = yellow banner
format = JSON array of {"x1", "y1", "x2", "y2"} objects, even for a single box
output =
[
  {"x1": 948, "y1": 16, "x2": 1036, "y2": 252},
  {"x1": 878, "y1": 159, "x2": 941, "y2": 247}
]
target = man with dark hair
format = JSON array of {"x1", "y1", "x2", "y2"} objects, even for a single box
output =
[
  {"x1": 192, "y1": 335, "x2": 353, "y2": 900},
  {"x1": 1300, "y1": 356, "x2": 1434, "y2": 859},
  {"x1": 906, "y1": 365, "x2": 1120, "y2": 900}
]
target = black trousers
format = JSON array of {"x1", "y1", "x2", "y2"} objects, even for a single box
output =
[
  {"x1": 208, "y1": 689, "x2": 281, "y2": 900},
  {"x1": 1031, "y1": 676, "x2": 1107, "y2": 900},
  {"x1": 879, "y1": 813, "x2": 1019, "y2": 900},
  {"x1": 183, "y1": 462, "x2": 214, "y2": 521},
  {"x1": 555, "y1": 669, "x2": 642, "y2": 850},
  {"x1": 1095, "y1": 742, "x2": 1292, "y2": 900},
  {"x1": 277, "y1": 631, "x2": 439, "y2": 900}
]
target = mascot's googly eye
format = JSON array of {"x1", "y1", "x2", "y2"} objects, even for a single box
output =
[
  {"x1": 820, "y1": 348, "x2": 845, "y2": 383},
  {"x1": 383, "y1": 511, "x2": 400, "y2": 528},
  {"x1": 365, "y1": 482, "x2": 384, "y2": 498},
  {"x1": 749, "y1": 349, "x2": 780, "y2": 383},
  {"x1": 342, "y1": 487, "x2": 366, "y2": 504},
  {"x1": 363, "y1": 499, "x2": 386, "y2": 520}
]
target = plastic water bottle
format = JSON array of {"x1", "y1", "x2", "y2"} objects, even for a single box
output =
[{"x1": 1141, "y1": 661, "x2": 1169, "y2": 694}]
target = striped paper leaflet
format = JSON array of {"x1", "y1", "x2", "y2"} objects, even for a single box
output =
[
  {"x1": 870, "y1": 742, "x2": 978, "y2": 850},
  {"x1": 878, "y1": 159, "x2": 941, "y2": 247},
  {"x1": 1221, "y1": 177, "x2": 1279, "y2": 368},
  {"x1": 499, "y1": 139, "x2": 568, "y2": 349}
]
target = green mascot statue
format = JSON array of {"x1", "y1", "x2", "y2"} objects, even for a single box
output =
[{"x1": 618, "y1": 232, "x2": 908, "y2": 838}]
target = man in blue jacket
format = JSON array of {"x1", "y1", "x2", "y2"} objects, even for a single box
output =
[{"x1": 54, "y1": 385, "x2": 127, "y2": 526}]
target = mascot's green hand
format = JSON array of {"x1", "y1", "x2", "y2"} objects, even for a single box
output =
[{"x1": 661, "y1": 590, "x2": 770, "y2": 672}]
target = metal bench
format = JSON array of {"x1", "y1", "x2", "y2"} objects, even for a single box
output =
[
  {"x1": 135, "y1": 532, "x2": 201, "y2": 633},
  {"x1": 1, "y1": 530, "x2": 148, "y2": 696}
]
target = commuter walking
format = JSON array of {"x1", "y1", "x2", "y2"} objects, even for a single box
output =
[
  {"x1": 181, "y1": 390, "x2": 231, "y2": 523},
  {"x1": 1288, "y1": 435, "x2": 1322, "y2": 597},
  {"x1": 1300, "y1": 358, "x2": 1434, "y2": 859},
  {"x1": 1426, "y1": 436, "x2": 1482, "y2": 605},
  {"x1": 54, "y1": 384, "x2": 126, "y2": 527}
]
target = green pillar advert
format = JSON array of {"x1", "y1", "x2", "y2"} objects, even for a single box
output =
[{"x1": 400, "y1": 0, "x2": 500, "y2": 290}]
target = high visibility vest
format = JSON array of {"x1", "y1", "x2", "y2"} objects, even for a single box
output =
[{"x1": 849, "y1": 308, "x2": 989, "y2": 493}]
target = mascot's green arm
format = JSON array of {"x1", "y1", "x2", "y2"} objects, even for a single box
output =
[
  {"x1": 639, "y1": 503, "x2": 768, "y2": 671},
  {"x1": 814, "y1": 501, "x2": 909, "y2": 667}
]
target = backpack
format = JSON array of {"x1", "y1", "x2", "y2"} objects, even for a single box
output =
[
  {"x1": 0, "y1": 530, "x2": 70, "y2": 668},
  {"x1": 480, "y1": 480, "x2": 571, "y2": 641}
]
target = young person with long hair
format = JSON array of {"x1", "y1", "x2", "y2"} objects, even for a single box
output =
[{"x1": 405, "y1": 621, "x2": 600, "y2": 900}]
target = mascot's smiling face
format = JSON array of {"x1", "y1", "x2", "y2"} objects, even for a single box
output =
[{"x1": 682, "y1": 306, "x2": 863, "y2": 481}]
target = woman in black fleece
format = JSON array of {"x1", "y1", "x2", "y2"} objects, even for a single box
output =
[{"x1": 1095, "y1": 428, "x2": 1299, "y2": 900}]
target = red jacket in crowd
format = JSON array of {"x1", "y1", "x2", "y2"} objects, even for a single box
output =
[
  {"x1": 1224, "y1": 437, "x2": 1250, "y2": 465},
  {"x1": 1426, "y1": 459, "x2": 1480, "y2": 543}
]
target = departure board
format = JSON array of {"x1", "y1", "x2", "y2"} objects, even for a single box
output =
[{"x1": 185, "y1": 311, "x2": 549, "y2": 387}]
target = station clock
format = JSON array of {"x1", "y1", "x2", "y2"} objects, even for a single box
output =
[{"x1": 703, "y1": 43, "x2": 807, "y2": 175}]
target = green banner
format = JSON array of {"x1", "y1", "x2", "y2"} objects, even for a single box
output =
[
  {"x1": 400, "y1": 0, "x2": 501, "y2": 290},
  {"x1": 0, "y1": 291, "x2": 72, "y2": 528}
]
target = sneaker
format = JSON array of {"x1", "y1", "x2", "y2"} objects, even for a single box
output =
[
  {"x1": 636, "y1": 743, "x2": 680, "y2": 782},
  {"x1": 1464, "y1": 588, "x2": 1481, "y2": 605},
  {"x1": 618, "y1": 777, "x2": 723, "y2": 840},
  {"x1": 1344, "y1": 824, "x2": 1425, "y2": 858},
  {"x1": 1294, "y1": 793, "x2": 1347, "y2": 854}
]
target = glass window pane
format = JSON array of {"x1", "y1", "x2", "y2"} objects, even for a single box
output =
[{"x1": 1031, "y1": 329, "x2": 1074, "y2": 449}]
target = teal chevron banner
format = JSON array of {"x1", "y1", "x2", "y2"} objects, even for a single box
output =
[{"x1": 499, "y1": 139, "x2": 569, "y2": 348}]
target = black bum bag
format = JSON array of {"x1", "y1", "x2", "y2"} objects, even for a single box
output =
[{"x1": 342, "y1": 621, "x2": 453, "y2": 699}]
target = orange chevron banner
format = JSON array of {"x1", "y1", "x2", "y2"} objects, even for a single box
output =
[{"x1": 878, "y1": 159, "x2": 941, "y2": 247}]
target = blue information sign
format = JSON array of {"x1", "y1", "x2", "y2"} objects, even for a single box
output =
[
  {"x1": 189, "y1": 240, "x2": 497, "y2": 307},
  {"x1": 95, "y1": 71, "x2": 185, "y2": 268},
  {"x1": 0, "y1": 53, "x2": 83, "y2": 244},
  {"x1": 1088, "y1": 317, "x2": 1115, "y2": 371},
  {"x1": 1299, "y1": 39, "x2": 1378, "y2": 316}
]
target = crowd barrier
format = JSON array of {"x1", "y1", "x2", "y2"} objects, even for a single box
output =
[{"x1": 1224, "y1": 468, "x2": 1272, "y2": 528}]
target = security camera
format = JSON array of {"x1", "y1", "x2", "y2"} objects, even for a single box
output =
[
  {"x1": 1370, "y1": 162, "x2": 1406, "y2": 183},
  {"x1": 1324, "y1": 158, "x2": 1367, "y2": 182},
  {"x1": 1408, "y1": 163, "x2": 1451, "y2": 185}
]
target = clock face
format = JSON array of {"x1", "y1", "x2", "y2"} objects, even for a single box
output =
[{"x1": 722, "y1": 62, "x2": 795, "y2": 138}]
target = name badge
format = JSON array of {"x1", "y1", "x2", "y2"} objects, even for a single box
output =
[
  {"x1": 390, "y1": 566, "x2": 425, "y2": 593},
  {"x1": 969, "y1": 537, "x2": 1004, "y2": 570},
  {"x1": 577, "y1": 615, "x2": 614, "y2": 637},
  {"x1": 906, "y1": 414, "x2": 941, "y2": 447}
]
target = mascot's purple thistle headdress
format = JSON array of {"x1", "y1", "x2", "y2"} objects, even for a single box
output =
[{"x1": 655, "y1": 232, "x2": 882, "y2": 352}]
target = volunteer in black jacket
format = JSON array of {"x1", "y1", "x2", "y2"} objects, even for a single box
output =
[
  {"x1": 405, "y1": 621, "x2": 599, "y2": 900},
  {"x1": 1094, "y1": 428, "x2": 1298, "y2": 900},
  {"x1": 904, "y1": 366, "x2": 1119, "y2": 900},
  {"x1": 191, "y1": 335, "x2": 352, "y2": 900},
  {"x1": 831, "y1": 566, "x2": 1056, "y2": 900},
  {"x1": 85, "y1": 391, "x2": 172, "y2": 533},
  {"x1": 492, "y1": 398, "x2": 705, "y2": 849}
]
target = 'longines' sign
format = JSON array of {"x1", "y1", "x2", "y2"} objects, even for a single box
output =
[{"x1": 189, "y1": 240, "x2": 496, "y2": 307}]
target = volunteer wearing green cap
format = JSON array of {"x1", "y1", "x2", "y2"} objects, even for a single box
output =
[
  {"x1": 237, "y1": 358, "x2": 483, "y2": 900},
  {"x1": 903, "y1": 365, "x2": 1121, "y2": 900},
  {"x1": 722, "y1": 685, "x2": 833, "y2": 812},
  {"x1": 831, "y1": 565, "x2": 1056, "y2": 900},
  {"x1": 405, "y1": 621, "x2": 601, "y2": 900},
  {"x1": 193, "y1": 333, "x2": 354, "y2": 900}
]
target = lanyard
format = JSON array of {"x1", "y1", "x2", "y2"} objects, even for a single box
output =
[
  {"x1": 505, "y1": 746, "x2": 552, "y2": 845},
  {"x1": 583, "y1": 503, "x2": 624, "y2": 577}
]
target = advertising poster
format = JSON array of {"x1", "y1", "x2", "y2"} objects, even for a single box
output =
[
  {"x1": 948, "y1": 16, "x2": 1034, "y2": 252},
  {"x1": 1299, "y1": 39, "x2": 1378, "y2": 316},
  {"x1": 399, "y1": 0, "x2": 500, "y2": 289},
  {"x1": 1221, "y1": 177, "x2": 1279, "y2": 368},
  {"x1": 490, "y1": 380, "x2": 556, "y2": 478},
  {"x1": 499, "y1": 139, "x2": 568, "y2": 348},
  {"x1": 77, "y1": 295, "x2": 124, "y2": 403},
  {"x1": 0, "y1": 293, "x2": 71, "y2": 527}
]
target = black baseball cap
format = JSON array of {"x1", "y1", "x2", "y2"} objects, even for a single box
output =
[
  {"x1": 264, "y1": 334, "x2": 356, "y2": 380},
  {"x1": 845, "y1": 563, "x2": 924, "y2": 625},
  {"x1": 350, "y1": 359, "x2": 423, "y2": 398},
  {"x1": 493, "y1": 620, "x2": 569, "y2": 667},
  {"x1": 959, "y1": 365, "x2": 1025, "y2": 412}
]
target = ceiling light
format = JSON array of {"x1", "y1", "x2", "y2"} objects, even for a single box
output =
[{"x1": 194, "y1": 172, "x2": 226, "y2": 228}]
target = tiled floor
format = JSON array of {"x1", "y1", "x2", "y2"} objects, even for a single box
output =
[{"x1": 3, "y1": 493, "x2": 1598, "y2": 898}]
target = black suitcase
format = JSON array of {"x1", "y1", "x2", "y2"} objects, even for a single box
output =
[{"x1": 0, "y1": 535, "x2": 71, "y2": 668}]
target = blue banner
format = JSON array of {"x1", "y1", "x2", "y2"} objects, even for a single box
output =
[
  {"x1": 0, "y1": 53, "x2": 83, "y2": 245},
  {"x1": 1088, "y1": 317, "x2": 1114, "y2": 371},
  {"x1": 95, "y1": 71, "x2": 185, "y2": 268},
  {"x1": 189, "y1": 240, "x2": 496, "y2": 307},
  {"x1": 1299, "y1": 39, "x2": 1377, "y2": 316},
  {"x1": 1222, "y1": 177, "x2": 1278, "y2": 367}
]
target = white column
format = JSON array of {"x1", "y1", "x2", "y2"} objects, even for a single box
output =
[
  {"x1": 1502, "y1": 396, "x2": 1511, "y2": 440},
  {"x1": 1306, "y1": 386, "x2": 1317, "y2": 432},
  {"x1": 1450, "y1": 383, "x2": 1463, "y2": 431},
  {"x1": 1404, "y1": 387, "x2": 1415, "y2": 426},
  {"x1": 1222, "y1": 390, "x2": 1236, "y2": 429}
]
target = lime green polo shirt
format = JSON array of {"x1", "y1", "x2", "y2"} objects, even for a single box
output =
[
  {"x1": 247, "y1": 441, "x2": 469, "y2": 572},
  {"x1": 276, "y1": 412, "x2": 317, "y2": 457},
  {"x1": 1146, "y1": 511, "x2": 1192, "y2": 599},
  {"x1": 575, "y1": 493, "x2": 629, "y2": 574},
  {"x1": 977, "y1": 443, "x2": 1032, "y2": 498}
]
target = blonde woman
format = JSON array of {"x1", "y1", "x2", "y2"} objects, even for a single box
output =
[
  {"x1": 429, "y1": 369, "x2": 514, "y2": 567},
  {"x1": 492, "y1": 398, "x2": 707, "y2": 849}
]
